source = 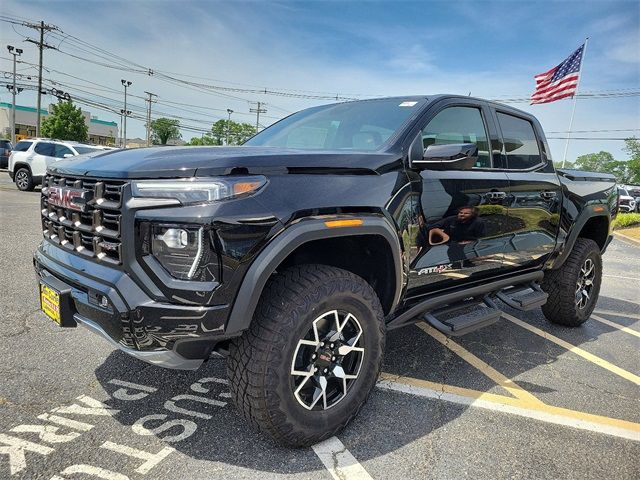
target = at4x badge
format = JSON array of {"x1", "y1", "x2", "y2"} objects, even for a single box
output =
[{"x1": 417, "y1": 263, "x2": 453, "y2": 275}]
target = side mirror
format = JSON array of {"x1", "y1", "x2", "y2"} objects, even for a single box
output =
[
  {"x1": 411, "y1": 142, "x2": 478, "y2": 171},
  {"x1": 63, "y1": 153, "x2": 74, "y2": 158}
]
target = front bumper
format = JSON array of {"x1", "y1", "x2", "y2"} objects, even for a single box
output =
[{"x1": 34, "y1": 241, "x2": 234, "y2": 370}]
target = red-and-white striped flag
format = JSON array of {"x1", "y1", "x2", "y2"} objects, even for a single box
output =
[{"x1": 531, "y1": 44, "x2": 585, "y2": 104}]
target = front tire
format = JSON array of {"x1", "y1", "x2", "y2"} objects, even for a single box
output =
[
  {"x1": 15, "y1": 168, "x2": 34, "y2": 191},
  {"x1": 227, "y1": 264, "x2": 385, "y2": 447},
  {"x1": 541, "y1": 238, "x2": 602, "y2": 327}
]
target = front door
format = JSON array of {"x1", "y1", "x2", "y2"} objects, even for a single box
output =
[
  {"x1": 493, "y1": 110, "x2": 561, "y2": 269},
  {"x1": 405, "y1": 102, "x2": 512, "y2": 300}
]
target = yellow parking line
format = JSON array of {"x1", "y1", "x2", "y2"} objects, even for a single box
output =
[
  {"x1": 416, "y1": 322, "x2": 544, "y2": 405},
  {"x1": 502, "y1": 313, "x2": 640, "y2": 386},
  {"x1": 594, "y1": 309, "x2": 640, "y2": 321},
  {"x1": 377, "y1": 373, "x2": 640, "y2": 442},
  {"x1": 378, "y1": 372, "x2": 527, "y2": 404},
  {"x1": 591, "y1": 314, "x2": 640, "y2": 338}
]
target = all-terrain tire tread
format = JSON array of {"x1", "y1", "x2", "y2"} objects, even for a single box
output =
[
  {"x1": 227, "y1": 264, "x2": 385, "y2": 447},
  {"x1": 541, "y1": 237, "x2": 601, "y2": 327}
]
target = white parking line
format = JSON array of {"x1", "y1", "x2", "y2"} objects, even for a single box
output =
[{"x1": 312, "y1": 436, "x2": 373, "y2": 480}]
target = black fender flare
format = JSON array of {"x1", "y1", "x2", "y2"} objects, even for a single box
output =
[
  {"x1": 13, "y1": 162, "x2": 32, "y2": 174},
  {"x1": 224, "y1": 215, "x2": 404, "y2": 335},
  {"x1": 550, "y1": 210, "x2": 611, "y2": 269}
]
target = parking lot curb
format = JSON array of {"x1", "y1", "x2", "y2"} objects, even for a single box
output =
[{"x1": 613, "y1": 231, "x2": 640, "y2": 246}]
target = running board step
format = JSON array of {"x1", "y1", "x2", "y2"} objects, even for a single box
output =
[
  {"x1": 496, "y1": 283, "x2": 548, "y2": 311},
  {"x1": 424, "y1": 302, "x2": 501, "y2": 337}
]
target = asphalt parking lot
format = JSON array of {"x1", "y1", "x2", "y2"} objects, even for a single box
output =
[{"x1": 1, "y1": 174, "x2": 638, "y2": 480}]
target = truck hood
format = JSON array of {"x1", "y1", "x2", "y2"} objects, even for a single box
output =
[{"x1": 48, "y1": 146, "x2": 401, "y2": 178}]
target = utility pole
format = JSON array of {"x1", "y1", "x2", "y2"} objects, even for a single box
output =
[
  {"x1": 226, "y1": 108, "x2": 233, "y2": 145},
  {"x1": 23, "y1": 21, "x2": 58, "y2": 137},
  {"x1": 121, "y1": 79, "x2": 132, "y2": 148},
  {"x1": 6, "y1": 45, "x2": 23, "y2": 144},
  {"x1": 249, "y1": 102, "x2": 267, "y2": 133},
  {"x1": 144, "y1": 91, "x2": 157, "y2": 146}
]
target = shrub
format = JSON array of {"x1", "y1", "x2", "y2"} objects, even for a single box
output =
[{"x1": 613, "y1": 213, "x2": 640, "y2": 230}]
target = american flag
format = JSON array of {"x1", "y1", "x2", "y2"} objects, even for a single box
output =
[{"x1": 530, "y1": 44, "x2": 585, "y2": 104}]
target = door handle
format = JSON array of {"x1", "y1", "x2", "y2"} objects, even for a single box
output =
[
  {"x1": 540, "y1": 191, "x2": 557, "y2": 200},
  {"x1": 485, "y1": 191, "x2": 507, "y2": 201}
]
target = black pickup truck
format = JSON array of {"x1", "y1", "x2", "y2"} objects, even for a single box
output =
[{"x1": 34, "y1": 95, "x2": 617, "y2": 446}]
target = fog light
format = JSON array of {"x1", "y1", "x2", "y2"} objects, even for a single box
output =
[
  {"x1": 158, "y1": 228, "x2": 189, "y2": 249},
  {"x1": 151, "y1": 225, "x2": 203, "y2": 280}
]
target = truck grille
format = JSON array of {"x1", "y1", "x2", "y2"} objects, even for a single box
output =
[{"x1": 40, "y1": 174, "x2": 127, "y2": 265}]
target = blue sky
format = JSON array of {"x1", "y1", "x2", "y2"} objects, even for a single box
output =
[{"x1": 1, "y1": 0, "x2": 638, "y2": 161}]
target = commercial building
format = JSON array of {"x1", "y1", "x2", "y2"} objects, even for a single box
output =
[{"x1": 0, "y1": 102, "x2": 118, "y2": 145}]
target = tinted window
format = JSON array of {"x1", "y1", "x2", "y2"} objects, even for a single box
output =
[
  {"x1": 73, "y1": 146, "x2": 101, "y2": 155},
  {"x1": 34, "y1": 142, "x2": 56, "y2": 156},
  {"x1": 0, "y1": 140, "x2": 11, "y2": 148},
  {"x1": 496, "y1": 112, "x2": 542, "y2": 169},
  {"x1": 54, "y1": 145, "x2": 74, "y2": 158},
  {"x1": 245, "y1": 98, "x2": 426, "y2": 151},
  {"x1": 421, "y1": 106, "x2": 491, "y2": 168},
  {"x1": 14, "y1": 141, "x2": 32, "y2": 152}
]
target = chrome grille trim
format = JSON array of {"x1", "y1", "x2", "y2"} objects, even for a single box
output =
[{"x1": 41, "y1": 174, "x2": 126, "y2": 265}]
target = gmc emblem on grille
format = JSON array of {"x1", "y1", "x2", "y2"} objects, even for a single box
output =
[{"x1": 48, "y1": 187, "x2": 93, "y2": 212}]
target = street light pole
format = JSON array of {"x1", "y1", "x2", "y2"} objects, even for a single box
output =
[
  {"x1": 121, "y1": 79, "x2": 132, "y2": 148},
  {"x1": 6, "y1": 45, "x2": 23, "y2": 145},
  {"x1": 226, "y1": 108, "x2": 233, "y2": 145}
]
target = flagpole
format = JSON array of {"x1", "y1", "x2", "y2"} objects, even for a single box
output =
[{"x1": 562, "y1": 37, "x2": 589, "y2": 168}]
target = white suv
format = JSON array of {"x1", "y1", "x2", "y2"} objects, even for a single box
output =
[{"x1": 8, "y1": 139, "x2": 104, "y2": 191}]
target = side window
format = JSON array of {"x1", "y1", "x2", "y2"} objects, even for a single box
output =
[
  {"x1": 34, "y1": 142, "x2": 55, "y2": 156},
  {"x1": 496, "y1": 112, "x2": 542, "y2": 169},
  {"x1": 14, "y1": 141, "x2": 32, "y2": 152},
  {"x1": 422, "y1": 106, "x2": 491, "y2": 168},
  {"x1": 54, "y1": 145, "x2": 73, "y2": 158}
]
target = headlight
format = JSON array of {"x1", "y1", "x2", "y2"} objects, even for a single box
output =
[
  {"x1": 151, "y1": 224, "x2": 204, "y2": 280},
  {"x1": 131, "y1": 176, "x2": 266, "y2": 206}
]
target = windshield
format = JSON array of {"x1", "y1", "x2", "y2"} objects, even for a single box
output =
[
  {"x1": 245, "y1": 98, "x2": 426, "y2": 151},
  {"x1": 74, "y1": 146, "x2": 102, "y2": 155},
  {"x1": 618, "y1": 187, "x2": 629, "y2": 196}
]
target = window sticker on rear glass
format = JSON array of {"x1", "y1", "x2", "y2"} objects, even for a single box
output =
[{"x1": 399, "y1": 101, "x2": 418, "y2": 107}]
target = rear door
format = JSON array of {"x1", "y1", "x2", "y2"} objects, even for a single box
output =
[
  {"x1": 492, "y1": 109, "x2": 561, "y2": 269},
  {"x1": 404, "y1": 99, "x2": 512, "y2": 299},
  {"x1": 32, "y1": 142, "x2": 57, "y2": 176}
]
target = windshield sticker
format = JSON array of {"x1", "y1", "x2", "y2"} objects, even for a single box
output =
[{"x1": 399, "y1": 101, "x2": 418, "y2": 107}]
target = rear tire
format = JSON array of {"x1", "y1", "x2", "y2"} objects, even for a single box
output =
[
  {"x1": 15, "y1": 168, "x2": 34, "y2": 191},
  {"x1": 541, "y1": 238, "x2": 602, "y2": 327},
  {"x1": 227, "y1": 264, "x2": 385, "y2": 447}
]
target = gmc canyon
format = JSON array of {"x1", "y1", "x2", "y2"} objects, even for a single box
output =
[{"x1": 34, "y1": 95, "x2": 617, "y2": 446}]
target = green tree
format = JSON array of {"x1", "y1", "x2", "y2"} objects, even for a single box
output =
[
  {"x1": 188, "y1": 133, "x2": 217, "y2": 146},
  {"x1": 574, "y1": 151, "x2": 615, "y2": 172},
  {"x1": 41, "y1": 101, "x2": 88, "y2": 142},
  {"x1": 187, "y1": 120, "x2": 256, "y2": 146},
  {"x1": 150, "y1": 118, "x2": 181, "y2": 145},
  {"x1": 554, "y1": 160, "x2": 574, "y2": 169},
  {"x1": 623, "y1": 137, "x2": 640, "y2": 184},
  {"x1": 211, "y1": 120, "x2": 256, "y2": 145}
]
